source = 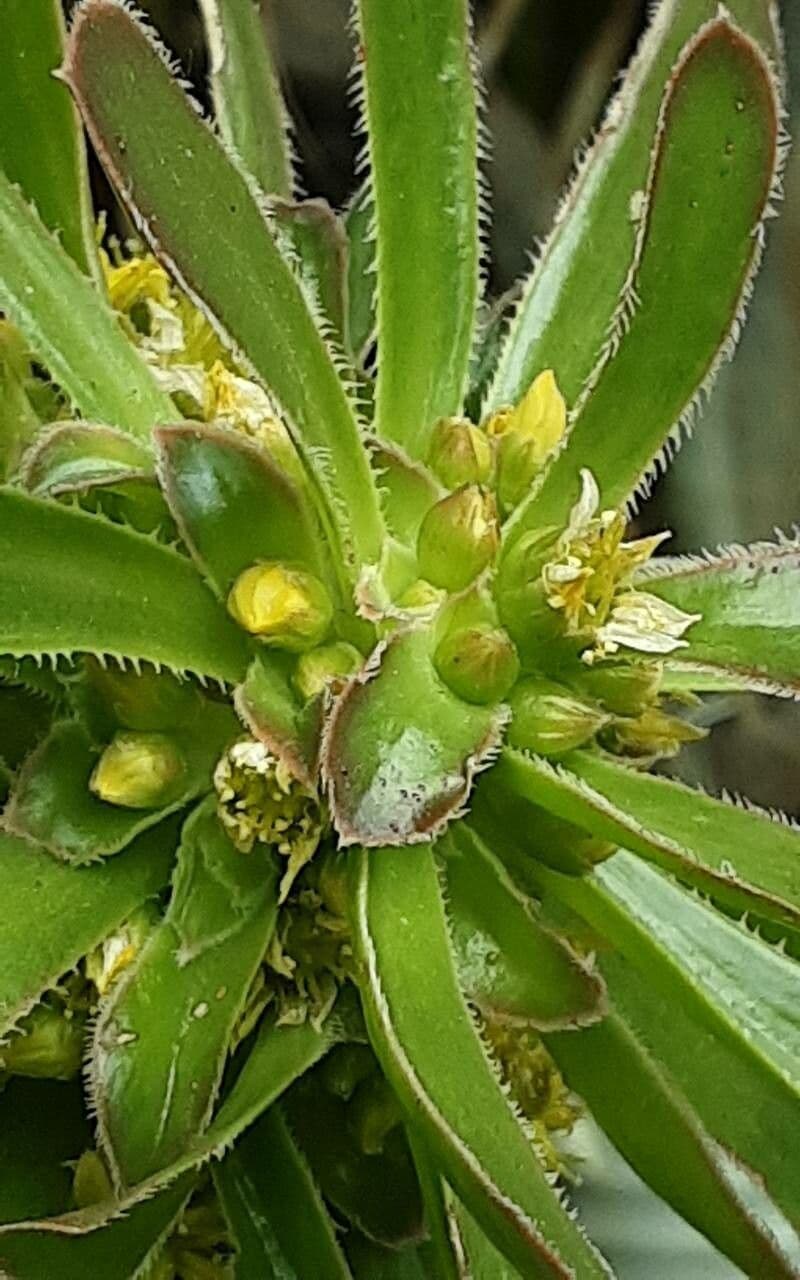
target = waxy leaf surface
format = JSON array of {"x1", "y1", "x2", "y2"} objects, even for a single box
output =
[
  {"x1": 66, "y1": 1, "x2": 384, "y2": 574},
  {"x1": 0, "y1": 0, "x2": 98, "y2": 278},
  {"x1": 0, "y1": 489, "x2": 251, "y2": 684},
  {"x1": 508, "y1": 17, "x2": 781, "y2": 541},
  {"x1": 356, "y1": 0, "x2": 479, "y2": 459},
  {"x1": 214, "y1": 1104, "x2": 352, "y2": 1280},
  {"x1": 326, "y1": 629, "x2": 505, "y2": 847},
  {"x1": 0, "y1": 823, "x2": 174, "y2": 1039},
  {"x1": 642, "y1": 539, "x2": 800, "y2": 697},
  {"x1": 197, "y1": 0, "x2": 294, "y2": 197},
  {"x1": 0, "y1": 172, "x2": 174, "y2": 438},
  {"x1": 93, "y1": 799, "x2": 279, "y2": 1188},
  {"x1": 349, "y1": 842, "x2": 611, "y2": 1277},
  {"x1": 487, "y1": 0, "x2": 779, "y2": 413},
  {"x1": 439, "y1": 822, "x2": 606, "y2": 1029},
  {"x1": 497, "y1": 747, "x2": 800, "y2": 936}
]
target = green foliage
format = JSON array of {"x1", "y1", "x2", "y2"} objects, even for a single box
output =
[{"x1": 0, "y1": 0, "x2": 798, "y2": 1275}]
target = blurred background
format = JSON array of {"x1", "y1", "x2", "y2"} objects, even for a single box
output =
[
  {"x1": 105, "y1": 0, "x2": 800, "y2": 811},
  {"x1": 62, "y1": 4, "x2": 800, "y2": 1272}
]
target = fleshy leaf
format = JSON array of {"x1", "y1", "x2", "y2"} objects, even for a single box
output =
[
  {"x1": 355, "y1": 0, "x2": 480, "y2": 459},
  {"x1": 0, "y1": 0, "x2": 98, "y2": 279},
  {"x1": 273, "y1": 198, "x2": 350, "y2": 353},
  {"x1": 439, "y1": 822, "x2": 606, "y2": 1029},
  {"x1": 3, "y1": 697, "x2": 237, "y2": 863},
  {"x1": 0, "y1": 1081, "x2": 189, "y2": 1280},
  {"x1": 366, "y1": 438, "x2": 443, "y2": 548},
  {"x1": 235, "y1": 654, "x2": 325, "y2": 789},
  {"x1": 155, "y1": 423, "x2": 337, "y2": 598},
  {"x1": 0, "y1": 488, "x2": 251, "y2": 684},
  {"x1": 214, "y1": 1104, "x2": 352, "y2": 1280},
  {"x1": 497, "y1": 746, "x2": 800, "y2": 937},
  {"x1": 506, "y1": 16, "x2": 783, "y2": 543},
  {"x1": 197, "y1": 0, "x2": 294, "y2": 197},
  {"x1": 546, "y1": 1008, "x2": 800, "y2": 1278},
  {"x1": 0, "y1": 171, "x2": 174, "y2": 439},
  {"x1": 540, "y1": 852, "x2": 800, "y2": 1231},
  {"x1": 641, "y1": 537, "x2": 800, "y2": 698},
  {"x1": 15, "y1": 1010, "x2": 343, "y2": 1234},
  {"x1": 348, "y1": 842, "x2": 611, "y2": 1276},
  {"x1": 91, "y1": 799, "x2": 279, "y2": 1188},
  {"x1": 65, "y1": 1, "x2": 384, "y2": 574},
  {"x1": 486, "y1": 0, "x2": 780, "y2": 414},
  {"x1": 21, "y1": 422, "x2": 153, "y2": 497},
  {"x1": 0, "y1": 822, "x2": 174, "y2": 1040},
  {"x1": 325, "y1": 629, "x2": 506, "y2": 847}
]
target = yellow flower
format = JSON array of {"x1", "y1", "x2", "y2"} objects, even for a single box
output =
[{"x1": 542, "y1": 469, "x2": 698, "y2": 662}]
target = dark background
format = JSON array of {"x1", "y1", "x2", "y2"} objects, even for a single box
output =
[{"x1": 94, "y1": 0, "x2": 800, "y2": 813}]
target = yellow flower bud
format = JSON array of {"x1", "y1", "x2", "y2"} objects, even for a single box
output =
[
  {"x1": 508, "y1": 678, "x2": 610, "y2": 756},
  {"x1": 72, "y1": 1151, "x2": 114, "y2": 1209},
  {"x1": 487, "y1": 370, "x2": 567, "y2": 514},
  {"x1": 427, "y1": 416, "x2": 493, "y2": 488},
  {"x1": 90, "y1": 731, "x2": 184, "y2": 809},
  {"x1": 434, "y1": 624, "x2": 519, "y2": 705},
  {"x1": 417, "y1": 486, "x2": 499, "y2": 591},
  {"x1": 293, "y1": 642, "x2": 362, "y2": 701},
  {"x1": 227, "y1": 562, "x2": 333, "y2": 652}
]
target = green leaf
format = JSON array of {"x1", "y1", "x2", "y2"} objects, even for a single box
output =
[
  {"x1": 496, "y1": 747, "x2": 800, "y2": 937},
  {"x1": 641, "y1": 538, "x2": 800, "y2": 698},
  {"x1": 21, "y1": 422, "x2": 153, "y2": 497},
  {"x1": 214, "y1": 1103, "x2": 352, "y2": 1280},
  {"x1": 325, "y1": 629, "x2": 506, "y2": 847},
  {"x1": 3, "y1": 698, "x2": 237, "y2": 863},
  {"x1": 0, "y1": 822, "x2": 174, "y2": 1039},
  {"x1": 366, "y1": 438, "x2": 443, "y2": 548},
  {"x1": 542, "y1": 852, "x2": 800, "y2": 1231},
  {"x1": 344, "y1": 184, "x2": 376, "y2": 365},
  {"x1": 439, "y1": 822, "x2": 606, "y2": 1029},
  {"x1": 235, "y1": 655, "x2": 324, "y2": 790},
  {"x1": 506, "y1": 17, "x2": 783, "y2": 543},
  {"x1": 0, "y1": 324, "x2": 41, "y2": 480},
  {"x1": 348, "y1": 842, "x2": 611, "y2": 1276},
  {"x1": 0, "y1": 171, "x2": 174, "y2": 439},
  {"x1": 91, "y1": 799, "x2": 279, "y2": 1188},
  {"x1": 155, "y1": 422, "x2": 337, "y2": 600},
  {"x1": 546, "y1": 1008, "x2": 800, "y2": 1278},
  {"x1": 21, "y1": 1010, "x2": 340, "y2": 1234},
  {"x1": 355, "y1": 0, "x2": 480, "y2": 459},
  {"x1": 273, "y1": 199, "x2": 350, "y2": 353},
  {"x1": 486, "y1": 0, "x2": 780, "y2": 415},
  {"x1": 65, "y1": 2, "x2": 385, "y2": 575},
  {"x1": 405, "y1": 1133, "x2": 463, "y2": 1280},
  {"x1": 0, "y1": 488, "x2": 251, "y2": 683},
  {"x1": 197, "y1": 0, "x2": 294, "y2": 197},
  {"x1": 0, "y1": 1184, "x2": 190, "y2": 1280},
  {"x1": 0, "y1": 0, "x2": 98, "y2": 280},
  {"x1": 283, "y1": 1060, "x2": 425, "y2": 1248}
]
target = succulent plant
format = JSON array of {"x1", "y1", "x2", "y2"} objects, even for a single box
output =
[{"x1": 0, "y1": 0, "x2": 799, "y2": 1275}]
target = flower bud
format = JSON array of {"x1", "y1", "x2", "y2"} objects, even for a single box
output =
[
  {"x1": 227, "y1": 562, "x2": 333, "y2": 652},
  {"x1": 434, "y1": 624, "x2": 519, "y2": 705},
  {"x1": 394, "y1": 578, "x2": 445, "y2": 612},
  {"x1": 574, "y1": 660, "x2": 663, "y2": 716},
  {"x1": 485, "y1": 370, "x2": 567, "y2": 514},
  {"x1": 0, "y1": 1003, "x2": 84, "y2": 1081},
  {"x1": 602, "y1": 707, "x2": 706, "y2": 761},
  {"x1": 293, "y1": 642, "x2": 362, "y2": 701},
  {"x1": 90, "y1": 731, "x2": 184, "y2": 809},
  {"x1": 417, "y1": 486, "x2": 499, "y2": 592},
  {"x1": 427, "y1": 416, "x2": 493, "y2": 488},
  {"x1": 508, "y1": 678, "x2": 609, "y2": 756},
  {"x1": 72, "y1": 1150, "x2": 114, "y2": 1209}
]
